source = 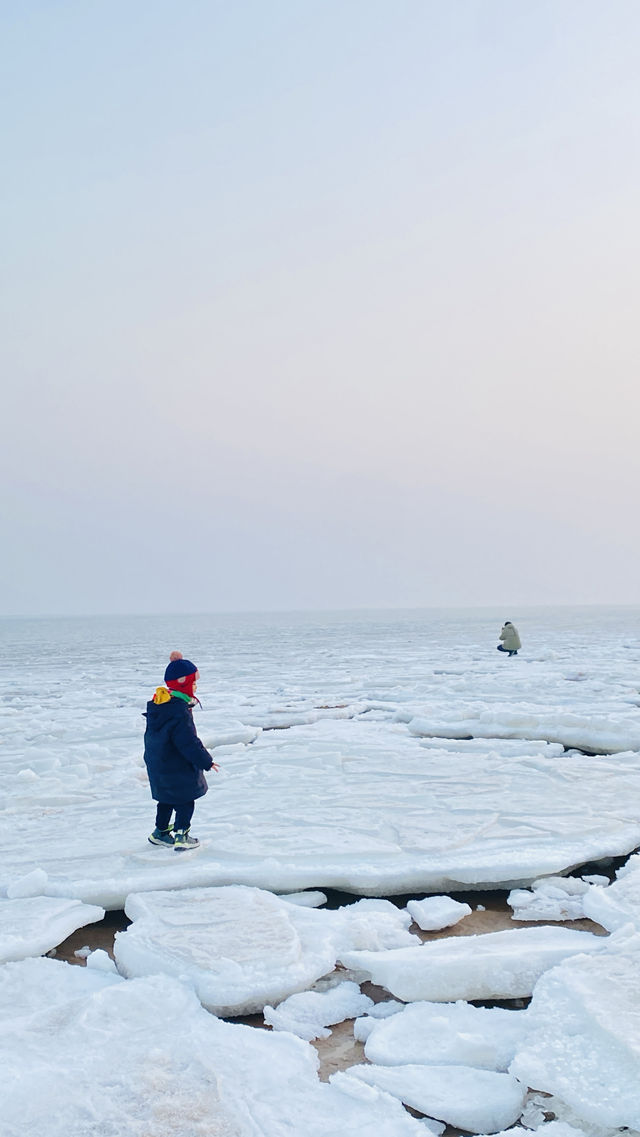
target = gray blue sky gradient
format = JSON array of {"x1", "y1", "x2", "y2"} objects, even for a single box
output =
[{"x1": 3, "y1": 0, "x2": 640, "y2": 615}]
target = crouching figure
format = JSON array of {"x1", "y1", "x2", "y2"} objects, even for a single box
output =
[{"x1": 497, "y1": 621, "x2": 521, "y2": 657}]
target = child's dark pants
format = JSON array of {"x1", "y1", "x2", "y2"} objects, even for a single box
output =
[{"x1": 156, "y1": 801, "x2": 195, "y2": 831}]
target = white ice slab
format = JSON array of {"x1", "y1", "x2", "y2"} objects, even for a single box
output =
[
  {"x1": 328, "y1": 897, "x2": 418, "y2": 949},
  {"x1": 264, "y1": 980, "x2": 373, "y2": 1040},
  {"x1": 280, "y1": 890, "x2": 327, "y2": 907},
  {"x1": 115, "y1": 885, "x2": 418, "y2": 1015},
  {"x1": 0, "y1": 895, "x2": 105, "y2": 963},
  {"x1": 3, "y1": 610, "x2": 640, "y2": 1134},
  {"x1": 335, "y1": 1064, "x2": 527, "y2": 1134},
  {"x1": 407, "y1": 895, "x2": 472, "y2": 930},
  {"x1": 341, "y1": 926, "x2": 606, "y2": 1002},
  {"x1": 86, "y1": 948, "x2": 119, "y2": 974},
  {"x1": 517, "y1": 1093, "x2": 640, "y2": 1137},
  {"x1": 404, "y1": 708, "x2": 640, "y2": 754},
  {"x1": 6, "y1": 868, "x2": 48, "y2": 898},
  {"x1": 508, "y1": 875, "x2": 592, "y2": 922},
  {"x1": 354, "y1": 999, "x2": 405, "y2": 1041},
  {"x1": 413, "y1": 1119, "x2": 445, "y2": 1137},
  {"x1": 522, "y1": 1090, "x2": 640, "y2": 1136},
  {"x1": 583, "y1": 853, "x2": 640, "y2": 932},
  {"x1": 240, "y1": 702, "x2": 370, "y2": 729},
  {"x1": 511, "y1": 930, "x2": 640, "y2": 1130},
  {"x1": 200, "y1": 719, "x2": 262, "y2": 748},
  {"x1": 363, "y1": 1000, "x2": 528, "y2": 1071},
  {"x1": 3, "y1": 704, "x2": 640, "y2": 907},
  {"x1": 417, "y1": 737, "x2": 565, "y2": 757},
  {"x1": 0, "y1": 958, "x2": 427, "y2": 1137},
  {"x1": 0, "y1": 956, "x2": 122, "y2": 1019},
  {"x1": 474, "y1": 1125, "x2": 589, "y2": 1137}
]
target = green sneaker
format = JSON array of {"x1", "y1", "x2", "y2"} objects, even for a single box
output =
[
  {"x1": 148, "y1": 827, "x2": 175, "y2": 847},
  {"x1": 174, "y1": 828, "x2": 200, "y2": 851}
]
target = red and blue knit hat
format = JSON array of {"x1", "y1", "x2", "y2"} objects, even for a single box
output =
[{"x1": 164, "y1": 651, "x2": 198, "y2": 698}]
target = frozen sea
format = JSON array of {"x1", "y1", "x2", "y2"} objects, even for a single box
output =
[{"x1": 2, "y1": 606, "x2": 640, "y2": 1136}]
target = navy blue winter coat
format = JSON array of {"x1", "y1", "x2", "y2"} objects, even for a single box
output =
[{"x1": 143, "y1": 696, "x2": 213, "y2": 804}]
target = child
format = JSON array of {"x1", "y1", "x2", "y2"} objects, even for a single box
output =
[{"x1": 143, "y1": 651, "x2": 219, "y2": 850}]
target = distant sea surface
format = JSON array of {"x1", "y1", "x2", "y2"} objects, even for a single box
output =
[{"x1": 2, "y1": 606, "x2": 640, "y2": 694}]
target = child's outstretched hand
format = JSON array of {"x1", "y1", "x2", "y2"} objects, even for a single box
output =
[{"x1": 210, "y1": 760, "x2": 221, "y2": 773}]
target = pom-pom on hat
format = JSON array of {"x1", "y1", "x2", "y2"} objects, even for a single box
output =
[{"x1": 164, "y1": 650, "x2": 198, "y2": 683}]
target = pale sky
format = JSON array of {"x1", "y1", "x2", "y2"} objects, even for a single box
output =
[{"x1": 3, "y1": 0, "x2": 640, "y2": 616}]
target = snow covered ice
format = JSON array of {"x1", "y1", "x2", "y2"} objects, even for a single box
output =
[
  {"x1": 508, "y1": 875, "x2": 594, "y2": 922},
  {"x1": 0, "y1": 896, "x2": 105, "y2": 963},
  {"x1": 406, "y1": 895, "x2": 472, "y2": 930},
  {"x1": 3, "y1": 610, "x2": 640, "y2": 907},
  {"x1": 583, "y1": 852, "x2": 640, "y2": 931},
  {"x1": 403, "y1": 708, "x2": 640, "y2": 754},
  {"x1": 334, "y1": 1064, "x2": 527, "y2": 1134},
  {"x1": 0, "y1": 958, "x2": 427, "y2": 1137},
  {"x1": 2, "y1": 722, "x2": 640, "y2": 903},
  {"x1": 341, "y1": 925, "x2": 606, "y2": 1002},
  {"x1": 473, "y1": 1124, "x2": 592, "y2": 1137},
  {"x1": 264, "y1": 980, "x2": 374, "y2": 1040},
  {"x1": 2, "y1": 607, "x2": 640, "y2": 1133},
  {"x1": 114, "y1": 885, "x2": 416, "y2": 1015},
  {"x1": 510, "y1": 929, "x2": 640, "y2": 1131},
  {"x1": 361, "y1": 1000, "x2": 528, "y2": 1071}
]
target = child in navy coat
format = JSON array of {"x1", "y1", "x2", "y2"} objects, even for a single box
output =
[{"x1": 143, "y1": 652, "x2": 219, "y2": 850}]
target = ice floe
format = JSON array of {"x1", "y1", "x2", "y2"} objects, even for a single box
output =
[
  {"x1": 508, "y1": 875, "x2": 594, "y2": 922},
  {"x1": 4, "y1": 608, "x2": 640, "y2": 906},
  {"x1": 279, "y1": 890, "x2": 328, "y2": 907},
  {"x1": 114, "y1": 885, "x2": 418, "y2": 1015},
  {"x1": 3, "y1": 727, "x2": 640, "y2": 906},
  {"x1": 402, "y1": 708, "x2": 640, "y2": 754},
  {"x1": 1, "y1": 958, "x2": 426, "y2": 1136},
  {"x1": 406, "y1": 895, "x2": 472, "y2": 930},
  {"x1": 361, "y1": 1000, "x2": 528, "y2": 1071},
  {"x1": 6, "y1": 867, "x2": 49, "y2": 899},
  {"x1": 516, "y1": 1095, "x2": 640, "y2": 1137},
  {"x1": 334, "y1": 1063, "x2": 527, "y2": 1134},
  {"x1": 353, "y1": 998, "x2": 406, "y2": 1041},
  {"x1": 341, "y1": 925, "x2": 606, "y2": 1002},
  {"x1": 3, "y1": 610, "x2": 640, "y2": 1134},
  {"x1": 474, "y1": 1124, "x2": 588, "y2": 1137},
  {"x1": 264, "y1": 980, "x2": 373, "y2": 1040},
  {"x1": 583, "y1": 853, "x2": 640, "y2": 931},
  {"x1": 511, "y1": 930, "x2": 640, "y2": 1130},
  {"x1": 0, "y1": 895, "x2": 105, "y2": 963}
]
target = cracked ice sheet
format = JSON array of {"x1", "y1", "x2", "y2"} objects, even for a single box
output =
[
  {"x1": 406, "y1": 896, "x2": 472, "y2": 930},
  {"x1": 361, "y1": 1001, "x2": 528, "y2": 1071},
  {"x1": 3, "y1": 720, "x2": 640, "y2": 908},
  {"x1": 510, "y1": 930, "x2": 640, "y2": 1131},
  {"x1": 583, "y1": 853, "x2": 640, "y2": 932},
  {"x1": 0, "y1": 958, "x2": 426, "y2": 1137},
  {"x1": 114, "y1": 886, "x2": 418, "y2": 1015},
  {"x1": 0, "y1": 895, "x2": 105, "y2": 963},
  {"x1": 4, "y1": 609, "x2": 640, "y2": 909},
  {"x1": 403, "y1": 710, "x2": 640, "y2": 754},
  {"x1": 508, "y1": 876, "x2": 595, "y2": 923},
  {"x1": 474, "y1": 1126, "x2": 589, "y2": 1137},
  {"x1": 517, "y1": 1097, "x2": 640, "y2": 1137},
  {"x1": 341, "y1": 925, "x2": 606, "y2": 1002},
  {"x1": 264, "y1": 980, "x2": 374, "y2": 1040},
  {"x1": 520, "y1": 1096, "x2": 640, "y2": 1137},
  {"x1": 334, "y1": 1064, "x2": 527, "y2": 1135}
]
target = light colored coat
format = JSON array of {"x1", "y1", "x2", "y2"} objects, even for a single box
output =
[{"x1": 499, "y1": 623, "x2": 521, "y2": 651}]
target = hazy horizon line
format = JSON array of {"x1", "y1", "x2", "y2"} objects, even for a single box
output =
[{"x1": 3, "y1": 601, "x2": 640, "y2": 621}]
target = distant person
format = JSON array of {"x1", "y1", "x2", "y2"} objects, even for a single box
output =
[
  {"x1": 497, "y1": 621, "x2": 521, "y2": 657},
  {"x1": 143, "y1": 651, "x2": 219, "y2": 850}
]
